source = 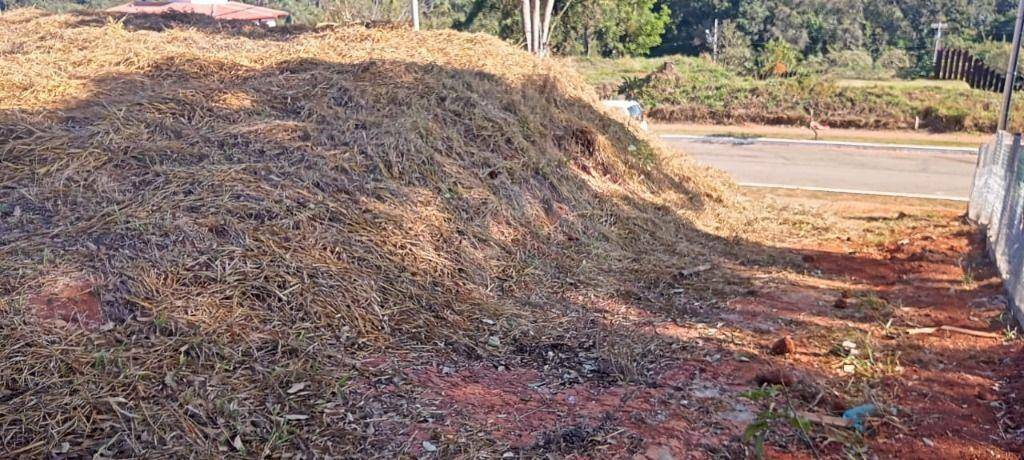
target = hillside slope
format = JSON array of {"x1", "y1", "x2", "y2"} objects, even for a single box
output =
[{"x1": 0, "y1": 9, "x2": 808, "y2": 457}]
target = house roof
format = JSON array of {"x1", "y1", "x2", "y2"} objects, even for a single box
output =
[{"x1": 106, "y1": 0, "x2": 289, "y2": 22}]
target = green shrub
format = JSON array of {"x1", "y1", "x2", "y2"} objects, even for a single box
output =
[
  {"x1": 717, "y1": 20, "x2": 755, "y2": 75},
  {"x1": 758, "y1": 38, "x2": 800, "y2": 76},
  {"x1": 876, "y1": 48, "x2": 911, "y2": 76},
  {"x1": 827, "y1": 49, "x2": 874, "y2": 78}
]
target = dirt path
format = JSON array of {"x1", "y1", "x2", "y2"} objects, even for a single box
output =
[
  {"x1": 390, "y1": 191, "x2": 1023, "y2": 458},
  {"x1": 652, "y1": 123, "x2": 988, "y2": 149}
]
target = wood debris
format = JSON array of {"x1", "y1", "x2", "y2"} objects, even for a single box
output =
[{"x1": 907, "y1": 325, "x2": 1002, "y2": 339}]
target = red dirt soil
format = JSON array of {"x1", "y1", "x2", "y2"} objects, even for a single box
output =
[
  {"x1": 27, "y1": 277, "x2": 103, "y2": 329},
  {"x1": 403, "y1": 194, "x2": 1024, "y2": 458}
]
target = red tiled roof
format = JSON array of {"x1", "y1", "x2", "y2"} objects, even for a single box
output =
[{"x1": 106, "y1": 1, "x2": 289, "y2": 21}]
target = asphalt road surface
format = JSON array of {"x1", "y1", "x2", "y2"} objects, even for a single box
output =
[{"x1": 662, "y1": 136, "x2": 979, "y2": 201}]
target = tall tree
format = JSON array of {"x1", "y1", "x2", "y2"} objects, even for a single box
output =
[{"x1": 552, "y1": 0, "x2": 670, "y2": 56}]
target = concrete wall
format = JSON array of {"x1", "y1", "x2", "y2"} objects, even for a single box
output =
[{"x1": 969, "y1": 131, "x2": 1024, "y2": 325}]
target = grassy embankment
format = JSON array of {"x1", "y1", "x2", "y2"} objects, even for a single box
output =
[{"x1": 570, "y1": 55, "x2": 1016, "y2": 134}]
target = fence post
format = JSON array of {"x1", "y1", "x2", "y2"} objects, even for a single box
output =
[
  {"x1": 945, "y1": 49, "x2": 954, "y2": 79},
  {"x1": 965, "y1": 56, "x2": 973, "y2": 87},
  {"x1": 962, "y1": 51, "x2": 970, "y2": 82},
  {"x1": 980, "y1": 60, "x2": 989, "y2": 89},
  {"x1": 954, "y1": 50, "x2": 962, "y2": 80},
  {"x1": 965, "y1": 53, "x2": 974, "y2": 83},
  {"x1": 934, "y1": 48, "x2": 944, "y2": 79},
  {"x1": 976, "y1": 59, "x2": 985, "y2": 88},
  {"x1": 944, "y1": 49, "x2": 952, "y2": 78},
  {"x1": 966, "y1": 57, "x2": 974, "y2": 87},
  {"x1": 950, "y1": 50, "x2": 958, "y2": 80}
]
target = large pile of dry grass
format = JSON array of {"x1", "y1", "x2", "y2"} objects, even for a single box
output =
[{"x1": 0, "y1": 9, "x2": 806, "y2": 456}]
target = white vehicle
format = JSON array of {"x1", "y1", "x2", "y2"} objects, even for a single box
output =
[{"x1": 600, "y1": 99, "x2": 649, "y2": 131}]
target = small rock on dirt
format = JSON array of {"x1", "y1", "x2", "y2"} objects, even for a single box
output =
[
  {"x1": 833, "y1": 290, "x2": 850, "y2": 309},
  {"x1": 769, "y1": 336, "x2": 796, "y2": 355}
]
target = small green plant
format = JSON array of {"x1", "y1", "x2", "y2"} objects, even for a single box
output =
[
  {"x1": 92, "y1": 351, "x2": 111, "y2": 370},
  {"x1": 154, "y1": 312, "x2": 170, "y2": 329},
  {"x1": 858, "y1": 293, "x2": 896, "y2": 321},
  {"x1": 740, "y1": 385, "x2": 780, "y2": 402},
  {"x1": 961, "y1": 265, "x2": 976, "y2": 288},
  {"x1": 742, "y1": 406, "x2": 779, "y2": 458},
  {"x1": 1003, "y1": 324, "x2": 1019, "y2": 342},
  {"x1": 740, "y1": 390, "x2": 816, "y2": 459},
  {"x1": 618, "y1": 75, "x2": 649, "y2": 100},
  {"x1": 839, "y1": 338, "x2": 902, "y2": 379}
]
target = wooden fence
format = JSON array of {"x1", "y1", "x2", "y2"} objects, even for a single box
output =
[
  {"x1": 933, "y1": 48, "x2": 1024, "y2": 93},
  {"x1": 753, "y1": 69, "x2": 799, "y2": 80}
]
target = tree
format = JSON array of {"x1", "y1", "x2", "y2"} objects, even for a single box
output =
[
  {"x1": 444, "y1": 0, "x2": 668, "y2": 57},
  {"x1": 520, "y1": 0, "x2": 555, "y2": 55},
  {"x1": 552, "y1": 0, "x2": 670, "y2": 56},
  {"x1": 716, "y1": 20, "x2": 754, "y2": 73}
]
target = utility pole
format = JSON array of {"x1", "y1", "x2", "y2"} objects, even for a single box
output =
[
  {"x1": 931, "y1": 22, "x2": 947, "y2": 62},
  {"x1": 713, "y1": 18, "x2": 719, "y2": 62},
  {"x1": 411, "y1": 0, "x2": 420, "y2": 31},
  {"x1": 1000, "y1": 0, "x2": 1024, "y2": 132},
  {"x1": 705, "y1": 19, "x2": 719, "y2": 62}
]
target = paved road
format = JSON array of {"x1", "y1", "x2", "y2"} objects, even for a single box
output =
[{"x1": 662, "y1": 136, "x2": 979, "y2": 201}]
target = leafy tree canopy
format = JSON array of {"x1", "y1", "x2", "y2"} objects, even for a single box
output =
[{"x1": 7, "y1": 0, "x2": 1022, "y2": 70}]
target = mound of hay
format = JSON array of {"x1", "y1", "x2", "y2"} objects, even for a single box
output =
[{"x1": 0, "y1": 9, "x2": 765, "y2": 456}]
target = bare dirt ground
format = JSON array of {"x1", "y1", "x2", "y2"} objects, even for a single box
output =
[
  {"x1": 652, "y1": 123, "x2": 987, "y2": 148},
  {"x1": 361, "y1": 190, "x2": 1023, "y2": 458}
]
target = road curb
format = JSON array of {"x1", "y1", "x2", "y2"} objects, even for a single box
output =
[
  {"x1": 659, "y1": 134, "x2": 979, "y2": 155},
  {"x1": 738, "y1": 182, "x2": 969, "y2": 202}
]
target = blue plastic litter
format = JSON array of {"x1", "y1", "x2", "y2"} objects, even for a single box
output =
[{"x1": 841, "y1": 404, "x2": 877, "y2": 432}]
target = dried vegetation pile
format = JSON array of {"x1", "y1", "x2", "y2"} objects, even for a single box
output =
[{"x1": 0, "y1": 9, "x2": 804, "y2": 456}]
